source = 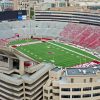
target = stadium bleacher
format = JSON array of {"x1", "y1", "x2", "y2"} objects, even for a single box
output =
[
  {"x1": 0, "y1": 20, "x2": 99, "y2": 53},
  {"x1": 60, "y1": 23, "x2": 100, "y2": 51},
  {"x1": 0, "y1": 21, "x2": 67, "y2": 47}
]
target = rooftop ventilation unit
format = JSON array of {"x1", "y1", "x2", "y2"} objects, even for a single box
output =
[
  {"x1": 93, "y1": 71, "x2": 95, "y2": 74},
  {"x1": 83, "y1": 70, "x2": 86, "y2": 74},
  {"x1": 78, "y1": 69, "x2": 81, "y2": 72}
]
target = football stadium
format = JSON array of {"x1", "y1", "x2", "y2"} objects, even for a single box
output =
[{"x1": 0, "y1": 11, "x2": 100, "y2": 100}]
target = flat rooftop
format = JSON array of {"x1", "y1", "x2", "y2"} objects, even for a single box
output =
[
  {"x1": 52, "y1": 64, "x2": 100, "y2": 76},
  {"x1": 67, "y1": 64, "x2": 100, "y2": 75}
]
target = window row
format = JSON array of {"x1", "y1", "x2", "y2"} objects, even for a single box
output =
[
  {"x1": 61, "y1": 93, "x2": 100, "y2": 98},
  {"x1": 71, "y1": 78, "x2": 93, "y2": 83},
  {"x1": 61, "y1": 86, "x2": 100, "y2": 92},
  {"x1": 61, "y1": 87, "x2": 91, "y2": 91}
]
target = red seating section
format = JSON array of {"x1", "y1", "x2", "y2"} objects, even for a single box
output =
[{"x1": 60, "y1": 23, "x2": 100, "y2": 49}]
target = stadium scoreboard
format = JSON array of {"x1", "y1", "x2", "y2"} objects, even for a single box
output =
[{"x1": 0, "y1": 10, "x2": 27, "y2": 21}]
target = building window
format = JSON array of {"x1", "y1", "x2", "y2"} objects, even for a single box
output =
[
  {"x1": 59, "y1": 3, "x2": 66, "y2": 7},
  {"x1": 72, "y1": 88, "x2": 81, "y2": 91},
  {"x1": 72, "y1": 95, "x2": 81, "y2": 98},
  {"x1": 83, "y1": 87, "x2": 91, "y2": 91},
  {"x1": 53, "y1": 86, "x2": 59, "y2": 89},
  {"x1": 83, "y1": 94, "x2": 91, "y2": 98},
  {"x1": 50, "y1": 82, "x2": 52, "y2": 86},
  {"x1": 59, "y1": 77, "x2": 62, "y2": 80},
  {"x1": 44, "y1": 96, "x2": 48, "y2": 99},
  {"x1": 93, "y1": 93, "x2": 100, "y2": 97},
  {"x1": 61, "y1": 88, "x2": 70, "y2": 91},
  {"x1": 50, "y1": 96, "x2": 52, "y2": 99},
  {"x1": 84, "y1": 79, "x2": 86, "y2": 83},
  {"x1": 44, "y1": 89, "x2": 48, "y2": 93},
  {"x1": 51, "y1": 3, "x2": 56, "y2": 7},
  {"x1": 50, "y1": 89, "x2": 52, "y2": 93},
  {"x1": 71, "y1": 78, "x2": 74, "y2": 83},
  {"x1": 61, "y1": 95, "x2": 70, "y2": 98},
  {"x1": 54, "y1": 93, "x2": 59, "y2": 96},
  {"x1": 90, "y1": 78, "x2": 93, "y2": 82},
  {"x1": 93, "y1": 86, "x2": 100, "y2": 90}
]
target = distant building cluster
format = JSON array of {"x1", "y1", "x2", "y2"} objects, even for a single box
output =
[
  {"x1": 0, "y1": 0, "x2": 14, "y2": 11},
  {"x1": 0, "y1": 0, "x2": 100, "y2": 17}
]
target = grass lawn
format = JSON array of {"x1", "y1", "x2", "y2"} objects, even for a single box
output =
[
  {"x1": 9, "y1": 39, "x2": 37, "y2": 45},
  {"x1": 51, "y1": 41, "x2": 100, "y2": 61},
  {"x1": 16, "y1": 41, "x2": 100, "y2": 68}
]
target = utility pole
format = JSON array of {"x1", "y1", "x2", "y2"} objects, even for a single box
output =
[{"x1": 29, "y1": 0, "x2": 31, "y2": 19}]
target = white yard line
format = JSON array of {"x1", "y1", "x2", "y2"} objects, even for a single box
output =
[
  {"x1": 48, "y1": 41, "x2": 96, "y2": 60},
  {"x1": 15, "y1": 41, "x2": 42, "y2": 47}
]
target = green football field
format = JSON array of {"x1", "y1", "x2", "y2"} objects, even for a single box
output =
[
  {"x1": 16, "y1": 41, "x2": 100, "y2": 68},
  {"x1": 9, "y1": 39, "x2": 37, "y2": 45}
]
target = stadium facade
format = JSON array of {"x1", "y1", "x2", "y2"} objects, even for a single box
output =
[{"x1": 0, "y1": 11, "x2": 100, "y2": 100}]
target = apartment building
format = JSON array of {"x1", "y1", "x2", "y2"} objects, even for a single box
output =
[{"x1": 43, "y1": 66, "x2": 100, "y2": 100}]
